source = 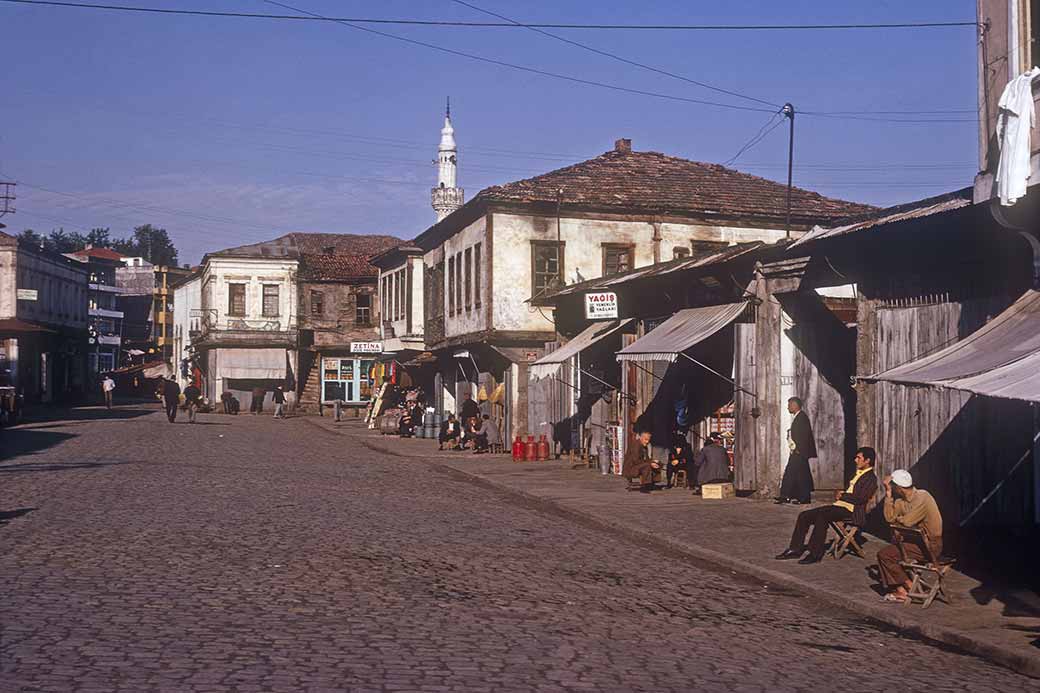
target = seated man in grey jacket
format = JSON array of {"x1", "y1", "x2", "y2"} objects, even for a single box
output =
[
  {"x1": 692, "y1": 433, "x2": 730, "y2": 493},
  {"x1": 474, "y1": 414, "x2": 502, "y2": 453}
]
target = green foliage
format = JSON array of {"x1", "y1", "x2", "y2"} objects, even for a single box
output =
[{"x1": 15, "y1": 224, "x2": 177, "y2": 265}]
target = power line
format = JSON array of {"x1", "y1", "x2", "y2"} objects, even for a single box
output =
[
  {"x1": 449, "y1": 0, "x2": 778, "y2": 109},
  {"x1": 0, "y1": 1, "x2": 980, "y2": 30},
  {"x1": 3, "y1": 0, "x2": 977, "y2": 122},
  {"x1": 723, "y1": 111, "x2": 785, "y2": 165}
]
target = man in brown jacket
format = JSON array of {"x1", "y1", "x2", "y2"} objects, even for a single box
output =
[
  {"x1": 877, "y1": 469, "x2": 943, "y2": 603},
  {"x1": 622, "y1": 428, "x2": 660, "y2": 494}
]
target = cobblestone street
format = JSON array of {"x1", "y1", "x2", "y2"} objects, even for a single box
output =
[{"x1": 1, "y1": 407, "x2": 1036, "y2": 692}]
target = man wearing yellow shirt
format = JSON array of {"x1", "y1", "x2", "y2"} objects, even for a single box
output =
[
  {"x1": 877, "y1": 469, "x2": 943, "y2": 603},
  {"x1": 775, "y1": 447, "x2": 879, "y2": 564}
]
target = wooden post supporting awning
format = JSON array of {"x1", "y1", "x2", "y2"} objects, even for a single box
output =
[{"x1": 861, "y1": 289, "x2": 1040, "y2": 403}]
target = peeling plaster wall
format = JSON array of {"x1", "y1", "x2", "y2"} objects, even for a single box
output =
[
  {"x1": 202, "y1": 258, "x2": 298, "y2": 329},
  {"x1": 440, "y1": 217, "x2": 488, "y2": 339},
  {"x1": 491, "y1": 211, "x2": 787, "y2": 333}
]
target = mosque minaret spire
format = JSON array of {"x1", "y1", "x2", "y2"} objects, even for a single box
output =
[{"x1": 431, "y1": 97, "x2": 464, "y2": 221}]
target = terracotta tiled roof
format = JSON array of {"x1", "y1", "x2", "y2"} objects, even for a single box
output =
[
  {"x1": 209, "y1": 232, "x2": 402, "y2": 260},
  {"x1": 475, "y1": 144, "x2": 875, "y2": 224},
  {"x1": 70, "y1": 246, "x2": 126, "y2": 261},
  {"x1": 298, "y1": 253, "x2": 383, "y2": 281}
]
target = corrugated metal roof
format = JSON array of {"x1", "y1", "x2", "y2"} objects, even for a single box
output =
[
  {"x1": 542, "y1": 242, "x2": 764, "y2": 300},
  {"x1": 789, "y1": 187, "x2": 974, "y2": 249}
]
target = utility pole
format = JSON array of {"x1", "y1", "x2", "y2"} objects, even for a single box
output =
[
  {"x1": 0, "y1": 181, "x2": 16, "y2": 228},
  {"x1": 782, "y1": 103, "x2": 795, "y2": 239}
]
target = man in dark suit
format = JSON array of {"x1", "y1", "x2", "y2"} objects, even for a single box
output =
[
  {"x1": 160, "y1": 376, "x2": 181, "y2": 424},
  {"x1": 622, "y1": 428, "x2": 660, "y2": 494},
  {"x1": 776, "y1": 397, "x2": 817, "y2": 504},
  {"x1": 775, "y1": 447, "x2": 879, "y2": 564}
]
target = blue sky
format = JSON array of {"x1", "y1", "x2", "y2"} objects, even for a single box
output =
[{"x1": 1, "y1": 1, "x2": 979, "y2": 264}]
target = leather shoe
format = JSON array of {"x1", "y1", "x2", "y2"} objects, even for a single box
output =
[
  {"x1": 798, "y1": 554, "x2": 823, "y2": 564},
  {"x1": 773, "y1": 497, "x2": 789, "y2": 504},
  {"x1": 774, "y1": 549, "x2": 803, "y2": 560}
]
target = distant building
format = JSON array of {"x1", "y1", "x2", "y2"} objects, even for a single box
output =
[
  {"x1": 66, "y1": 246, "x2": 127, "y2": 375},
  {"x1": 173, "y1": 233, "x2": 399, "y2": 411},
  {"x1": 0, "y1": 231, "x2": 89, "y2": 402},
  {"x1": 116, "y1": 257, "x2": 191, "y2": 360}
]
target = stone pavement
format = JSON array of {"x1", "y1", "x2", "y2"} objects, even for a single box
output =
[
  {"x1": 2, "y1": 405, "x2": 1038, "y2": 691},
  {"x1": 313, "y1": 417, "x2": 1040, "y2": 679}
]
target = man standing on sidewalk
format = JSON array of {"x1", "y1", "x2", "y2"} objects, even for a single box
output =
[
  {"x1": 160, "y1": 376, "x2": 181, "y2": 423},
  {"x1": 776, "y1": 397, "x2": 817, "y2": 504},
  {"x1": 183, "y1": 382, "x2": 202, "y2": 424},
  {"x1": 101, "y1": 374, "x2": 115, "y2": 410},
  {"x1": 272, "y1": 385, "x2": 286, "y2": 419}
]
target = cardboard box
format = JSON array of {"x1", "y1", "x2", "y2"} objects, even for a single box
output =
[{"x1": 701, "y1": 482, "x2": 735, "y2": 499}]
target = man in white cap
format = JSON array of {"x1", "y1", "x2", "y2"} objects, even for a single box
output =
[{"x1": 876, "y1": 469, "x2": 943, "y2": 603}]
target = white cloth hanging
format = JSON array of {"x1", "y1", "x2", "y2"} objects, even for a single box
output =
[{"x1": 995, "y1": 67, "x2": 1039, "y2": 206}]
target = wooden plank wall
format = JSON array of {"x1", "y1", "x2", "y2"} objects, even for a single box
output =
[
  {"x1": 733, "y1": 322, "x2": 759, "y2": 490},
  {"x1": 870, "y1": 295, "x2": 1035, "y2": 526},
  {"x1": 752, "y1": 283, "x2": 783, "y2": 498}
]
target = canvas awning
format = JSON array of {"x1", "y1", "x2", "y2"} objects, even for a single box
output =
[
  {"x1": 616, "y1": 302, "x2": 747, "y2": 363},
  {"x1": 219, "y1": 348, "x2": 287, "y2": 380},
  {"x1": 530, "y1": 319, "x2": 634, "y2": 379},
  {"x1": 141, "y1": 361, "x2": 173, "y2": 379},
  {"x1": 863, "y1": 290, "x2": 1040, "y2": 403}
]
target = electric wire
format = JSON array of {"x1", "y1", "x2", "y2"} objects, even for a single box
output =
[
  {"x1": 723, "y1": 111, "x2": 785, "y2": 165},
  {"x1": 0, "y1": 1, "x2": 980, "y2": 30}
]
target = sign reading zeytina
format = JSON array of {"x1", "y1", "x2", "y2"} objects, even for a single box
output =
[
  {"x1": 584, "y1": 291, "x2": 618, "y2": 320},
  {"x1": 16, "y1": 289, "x2": 38, "y2": 301},
  {"x1": 350, "y1": 341, "x2": 383, "y2": 354}
]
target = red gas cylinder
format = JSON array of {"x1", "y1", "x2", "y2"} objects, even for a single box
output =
[
  {"x1": 512, "y1": 435, "x2": 524, "y2": 461},
  {"x1": 536, "y1": 434, "x2": 550, "y2": 461},
  {"x1": 523, "y1": 435, "x2": 537, "y2": 461}
]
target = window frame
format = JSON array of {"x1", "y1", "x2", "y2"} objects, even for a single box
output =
[
  {"x1": 463, "y1": 246, "x2": 472, "y2": 312},
  {"x1": 310, "y1": 289, "x2": 324, "y2": 317},
  {"x1": 474, "y1": 242, "x2": 482, "y2": 308},
  {"x1": 601, "y1": 243, "x2": 635, "y2": 276},
  {"x1": 448, "y1": 255, "x2": 456, "y2": 316},
  {"x1": 228, "y1": 282, "x2": 246, "y2": 317},
  {"x1": 261, "y1": 284, "x2": 280, "y2": 317},
  {"x1": 531, "y1": 240, "x2": 565, "y2": 299},
  {"x1": 355, "y1": 292, "x2": 372, "y2": 326},
  {"x1": 672, "y1": 246, "x2": 691, "y2": 260}
]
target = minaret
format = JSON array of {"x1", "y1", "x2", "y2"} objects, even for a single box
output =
[{"x1": 431, "y1": 98, "x2": 464, "y2": 221}]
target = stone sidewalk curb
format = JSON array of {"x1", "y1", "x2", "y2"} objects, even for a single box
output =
[{"x1": 308, "y1": 418, "x2": 1040, "y2": 679}]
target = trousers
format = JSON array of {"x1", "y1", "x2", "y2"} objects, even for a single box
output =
[
  {"x1": 877, "y1": 538, "x2": 943, "y2": 589},
  {"x1": 788, "y1": 504, "x2": 852, "y2": 557},
  {"x1": 626, "y1": 462, "x2": 657, "y2": 485},
  {"x1": 104, "y1": 391, "x2": 113, "y2": 409},
  {"x1": 274, "y1": 403, "x2": 285, "y2": 418},
  {"x1": 164, "y1": 398, "x2": 178, "y2": 423},
  {"x1": 779, "y1": 453, "x2": 814, "y2": 503}
]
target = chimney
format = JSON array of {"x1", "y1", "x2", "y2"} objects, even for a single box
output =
[{"x1": 614, "y1": 138, "x2": 632, "y2": 153}]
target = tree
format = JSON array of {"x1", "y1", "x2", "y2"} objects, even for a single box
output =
[
  {"x1": 17, "y1": 229, "x2": 47, "y2": 250},
  {"x1": 47, "y1": 229, "x2": 88, "y2": 254},
  {"x1": 114, "y1": 224, "x2": 178, "y2": 266},
  {"x1": 86, "y1": 227, "x2": 111, "y2": 248}
]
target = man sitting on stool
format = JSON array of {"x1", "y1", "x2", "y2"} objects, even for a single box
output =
[
  {"x1": 776, "y1": 447, "x2": 878, "y2": 564},
  {"x1": 876, "y1": 469, "x2": 943, "y2": 603},
  {"x1": 692, "y1": 432, "x2": 730, "y2": 494},
  {"x1": 622, "y1": 427, "x2": 660, "y2": 494}
]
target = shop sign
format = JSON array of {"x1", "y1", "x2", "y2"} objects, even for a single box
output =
[
  {"x1": 16, "y1": 289, "x2": 38, "y2": 301},
  {"x1": 584, "y1": 291, "x2": 618, "y2": 320},
  {"x1": 350, "y1": 341, "x2": 383, "y2": 354}
]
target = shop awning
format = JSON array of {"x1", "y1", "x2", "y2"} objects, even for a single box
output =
[
  {"x1": 141, "y1": 361, "x2": 173, "y2": 379},
  {"x1": 219, "y1": 348, "x2": 287, "y2": 380},
  {"x1": 530, "y1": 319, "x2": 634, "y2": 379},
  {"x1": 0, "y1": 318, "x2": 56, "y2": 335},
  {"x1": 616, "y1": 302, "x2": 747, "y2": 363},
  {"x1": 863, "y1": 290, "x2": 1040, "y2": 403}
]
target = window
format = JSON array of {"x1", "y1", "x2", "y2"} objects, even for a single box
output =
[
  {"x1": 474, "y1": 243, "x2": 482, "y2": 308},
  {"x1": 381, "y1": 276, "x2": 388, "y2": 321},
  {"x1": 531, "y1": 241, "x2": 564, "y2": 298},
  {"x1": 602, "y1": 244, "x2": 634, "y2": 276},
  {"x1": 448, "y1": 255, "x2": 456, "y2": 315},
  {"x1": 464, "y1": 247, "x2": 472, "y2": 311},
  {"x1": 455, "y1": 253, "x2": 462, "y2": 314},
  {"x1": 397, "y1": 270, "x2": 405, "y2": 320},
  {"x1": 356, "y1": 293, "x2": 372, "y2": 326},
  {"x1": 673, "y1": 246, "x2": 691, "y2": 260},
  {"x1": 310, "y1": 289, "x2": 324, "y2": 316},
  {"x1": 262, "y1": 284, "x2": 280, "y2": 317},
  {"x1": 228, "y1": 283, "x2": 246, "y2": 316}
]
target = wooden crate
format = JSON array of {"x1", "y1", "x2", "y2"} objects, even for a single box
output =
[{"x1": 701, "y1": 482, "x2": 735, "y2": 499}]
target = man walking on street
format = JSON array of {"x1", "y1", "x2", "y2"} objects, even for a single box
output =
[
  {"x1": 101, "y1": 374, "x2": 115, "y2": 410},
  {"x1": 160, "y1": 376, "x2": 181, "y2": 423},
  {"x1": 183, "y1": 382, "x2": 202, "y2": 424},
  {"x1": 776, "y1": 397, "x2": 817, "y2": 504},
  {"x1": 273, "y1": 385, "x2": 286, "y2": 419}
]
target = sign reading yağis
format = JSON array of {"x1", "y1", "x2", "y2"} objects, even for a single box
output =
[
  {"x1": 584, "y1": 291, "x2": 618, "y2": 320},
  {"x1": 350, "y1": 341, "x2": 383, "y2": 354}
]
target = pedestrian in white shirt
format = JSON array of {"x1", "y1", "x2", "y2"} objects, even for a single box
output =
[{"x1": 102, "y1": 375, "x2": 116, "y2": 410}]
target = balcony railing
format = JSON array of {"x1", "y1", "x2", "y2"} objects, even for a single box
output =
[{"x1": 189, "y1": 308, "x2": 295, "y2": 346}]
